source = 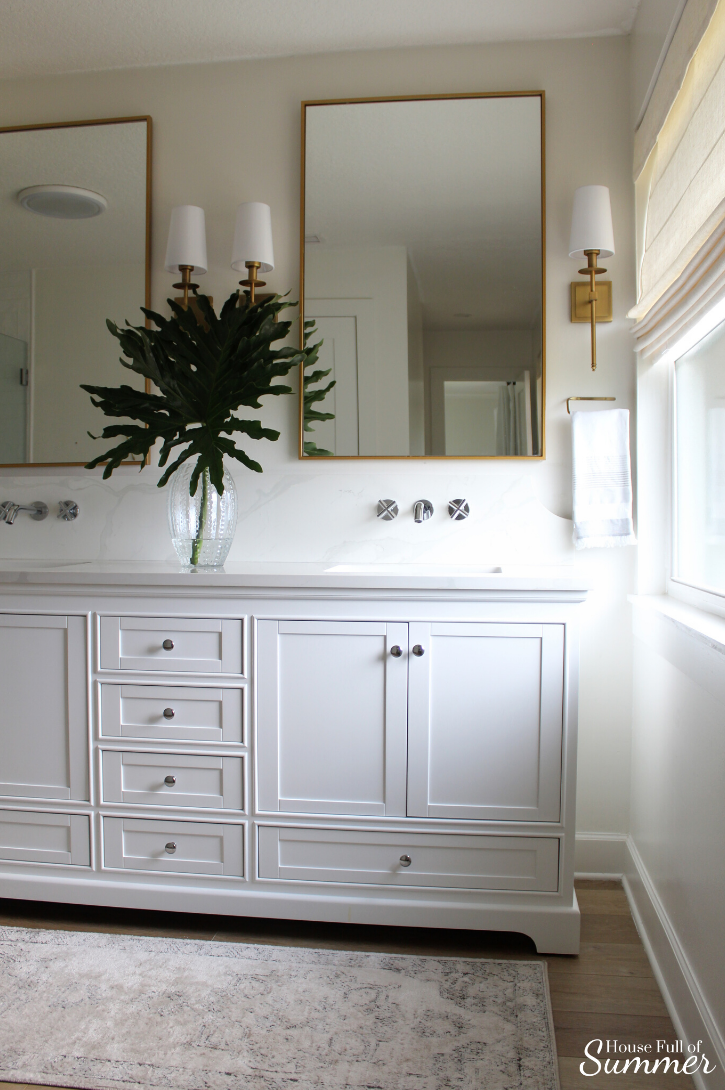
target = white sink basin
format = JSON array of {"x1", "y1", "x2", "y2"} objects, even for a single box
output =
[{"x1": 324, "y1": 564, "x2": 503, "y2": 575}]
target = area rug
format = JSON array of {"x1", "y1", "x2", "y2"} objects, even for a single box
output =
[{"x1": 0, "y1": 925, "x2": 560, "y2": 1090}]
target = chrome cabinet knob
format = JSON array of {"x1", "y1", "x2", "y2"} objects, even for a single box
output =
[
  {"x1": 390, "y1": 645, "x2": 402, "y2": 658},
  {"x1": 164, "y1": 775, "x2": 176, "y2": 786},
  {"x1": 165, "y1": 842, "x2": 177, "y2": 854},
  {"x1": 162, "y1": 639, "x2": 174, "y2": 651},
  {"x1": 412, "y1": 644, "x2": 425, "y2": 657},
  {"x1": 399, "y1": 854, "x2": 412, "y2": 867},
  {"x1": 163, "y1": 708, "x2": 175, "y2": 719}
]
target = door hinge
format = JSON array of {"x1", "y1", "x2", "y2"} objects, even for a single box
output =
[{"x1": 19, "y1": 368, "x2": 28, "y2": 387}]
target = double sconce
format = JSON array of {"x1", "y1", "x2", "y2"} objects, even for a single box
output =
[
  {"x1": 164, "y1": 201, "x2": 275, "y2": 309},
  {"x1": 569, "y1": 185, "x2": 615, "y2": 371}
]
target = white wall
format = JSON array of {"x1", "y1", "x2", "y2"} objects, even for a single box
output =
[
  {"x1": 0, "y1": 36, "x2": 637, "y2": 847},
  {"x1": 628, "y1": 604, "x2": 725, "y2": 1086}
]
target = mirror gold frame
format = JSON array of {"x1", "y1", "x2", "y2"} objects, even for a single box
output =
[
  {"x1": 299, "y1": 91, "x2": 546, "y2": 460},
  {"x1": 0, "y1": 115, "x2": 152, "y2": 468}
]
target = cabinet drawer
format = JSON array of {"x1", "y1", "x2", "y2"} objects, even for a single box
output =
[
  {"x1": 0, "y1": 810, "x2": 90, "y2": 866},
  {"x1": 100, "y1": 685, "x2": 243, "y2": 744},
  {"x1": 101, "y1": 751, "x2": 244, "y2": 810},
  {"x1": 103, "y1": 816, "x2": 243, "y2": 875},
  {"x1": 100, "y1": 616, "x2": 244, "y2": 674},
  {"x1": 258, "y1": 827, "x2": 559, "y2": 891}
]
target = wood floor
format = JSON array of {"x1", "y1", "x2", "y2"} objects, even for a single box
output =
[{"x1": 0, "y1": 879, "x2": 692, "y2": 1090}]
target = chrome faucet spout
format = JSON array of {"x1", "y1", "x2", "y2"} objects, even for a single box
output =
[
  {"x1": 0, "y1": 501, "x2": 49, "y2": 524},
  {"x1": 413, "y1": 499, "x2": 434, "y2": 523}
]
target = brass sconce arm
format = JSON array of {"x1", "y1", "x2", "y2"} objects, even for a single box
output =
[
  {"x1": 579, "y1": 249, "x2": 606, "y2": 372},
  {"x1": 238, "y1": 260, "x2": 266, "y2": 306}
]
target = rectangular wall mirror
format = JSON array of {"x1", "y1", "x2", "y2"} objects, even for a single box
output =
[
  {"x1": 0, "y1": 116, "x2": 150, "y2": 466},
  {"x1": 300, "y1": 93, "x2": 544, "y2": 459}
]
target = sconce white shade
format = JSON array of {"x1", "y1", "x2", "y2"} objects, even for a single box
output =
[
  {"x1": 164, "y1": 205, "x2": 208, "y2": 274},
  {"x1": 232, "y1": 202, "x2": 274, "y2": 273},
  {"x1": 569, "y1": 185, "x2": 615, "y2": 259}
]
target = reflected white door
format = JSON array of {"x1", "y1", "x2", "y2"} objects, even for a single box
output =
[
  {"x1": 0, "y1": 334, "x2": 27, "y2": 462},
  {"x1": 407, "y1": 622, "x2": 564, "y2": 821},
  {"x1": 256, "y1": 620, "x2": 408, "y2": 816},
  {"x1": 304, "y1": 314, "x2": 359, "y2": 456}
]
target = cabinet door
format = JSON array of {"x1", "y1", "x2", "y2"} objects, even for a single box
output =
[
  {"x1": 257, "y1": 620, "x2": 408, "y2": 816},
  {"x1": 0, "y1": 614, "x2": 87, "y2": 801},
  {"x1": 407, "y1": 622, "x2": 564, "y2": 821}
]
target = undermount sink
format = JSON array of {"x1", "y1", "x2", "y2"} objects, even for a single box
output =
[{"x1": 324, "y1": 564, "x2": 504, "y2": 575}]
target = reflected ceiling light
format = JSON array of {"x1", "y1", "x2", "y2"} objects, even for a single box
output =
[
  {"x1": 17, "y1": 184, "x2": 108, "y2": 219},
  {"x1": 569, "y1": 185, "x2": 615, "y2": 372}
]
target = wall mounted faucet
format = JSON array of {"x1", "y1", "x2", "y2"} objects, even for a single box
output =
[
  {"x1": 0, "y1": 500, "x2": 79, "y2": 525},
  {"x1": 0, "y1": 501, "x2": 48, "y2": 525},
  {"x1": 413, "y1": 499, "x2": 434, "y2": 523}
]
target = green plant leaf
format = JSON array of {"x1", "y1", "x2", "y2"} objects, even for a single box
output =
[{"x1": 83, "y1": 292, "x2": 316, "y2": 494}]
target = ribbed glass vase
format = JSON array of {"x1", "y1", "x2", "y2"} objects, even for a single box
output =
[{"x1": 168, "y1": 463, "x2": 237, "y2": 568}]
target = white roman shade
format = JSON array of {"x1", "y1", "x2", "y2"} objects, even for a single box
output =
[{"x1": 631, "y1": 0, "x2": 725, "y2": 358}]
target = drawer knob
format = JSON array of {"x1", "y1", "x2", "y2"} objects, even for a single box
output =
[
  {"x1": 163, "y1": 707, "x2": 175, "y2": 720},
  {"x1": 165, "y1": 842, "x2": 177, "y2": 854},
  {"x1": 399, "y1": 854, "x2": 412, "y2": 867},
  {"x1": 390, "y1": 645, "x2": 402, "y2": 658},
  {"x1": 412, "y1": 644, "x2": 425, "y2": 657},
  {"x1": 162, "y1": 639, "x2": 174, "y2": 651},
  {"x1": 164, "y1": 775, "x2": 177, "y2": 786}
]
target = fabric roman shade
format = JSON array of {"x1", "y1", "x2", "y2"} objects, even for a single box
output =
[{"x1": 631, "y1": 0, "x2": 725, "y2": 358}]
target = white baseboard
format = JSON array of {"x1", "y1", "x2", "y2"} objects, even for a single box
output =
[
  {"x1": 624, "y1": 836, "x2": 724, "y2": 1090},
  {"x1": 574, "y1": 831, "x2": 626, "y2": 877}
]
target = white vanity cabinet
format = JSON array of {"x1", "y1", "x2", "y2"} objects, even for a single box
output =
[
  {"x1": 0, "y1": 564, "x2": 586, "y2": 954},
  {"x1": 256, "y1": 619, "x2": 564, "y2": 823},
  {"x1": 0, "y1": 613, "x2": 88, "y2": 802}
]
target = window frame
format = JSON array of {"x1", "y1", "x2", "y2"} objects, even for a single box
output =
[{"x1": 667, "y1": 302, "x2": 725, "y2": 619}]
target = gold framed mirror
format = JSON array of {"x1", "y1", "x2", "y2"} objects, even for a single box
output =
[
  {"x1": 0, "y1": 115, "x2": 151, "y2": 467},
  {"x1": 300, "y1": 92, "x2": 545, "y2": 459}
]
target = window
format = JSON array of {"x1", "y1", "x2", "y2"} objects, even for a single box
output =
[{"x1": 674, "y1": 315, "x2": 725, "y2": 595}]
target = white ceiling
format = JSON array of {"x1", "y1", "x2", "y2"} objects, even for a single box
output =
[{"x1": 0, "y1": 0, "x2": 641, "y2": 80}]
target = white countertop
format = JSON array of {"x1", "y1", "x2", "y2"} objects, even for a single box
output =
[{"x1": 0, "y1": 559, "x2": 590, "y2": 594}]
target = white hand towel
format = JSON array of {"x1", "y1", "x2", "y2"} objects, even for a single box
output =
[{"x1": 572, "y1": 409, "x2": 636, "y2": 549}]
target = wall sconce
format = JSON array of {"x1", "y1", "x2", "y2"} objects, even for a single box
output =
[
  {"x1": 164, "y1": 205, "x2": 208, "y2": 309},
  {"x1": 569, "y1": 185, "x2": 614, "y2": 371},
  {"x1": 232, "y1": 201, "x2": 275, "y2": 305}
]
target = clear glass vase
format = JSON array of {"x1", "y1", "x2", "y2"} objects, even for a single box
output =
[{"x1": 168, "y1": 463, "x2": 237, "y2": 568}]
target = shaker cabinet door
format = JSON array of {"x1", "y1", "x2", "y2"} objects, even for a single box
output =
[
  {"x1": 256, "y1": 619, "x2": 408, "y2": 817},
  {"x1": 0, "y1": 614, "x2": 88, "y2": 801},
  {"x1": 407, "y1": 622, "x2": 564, "y2": 822}
]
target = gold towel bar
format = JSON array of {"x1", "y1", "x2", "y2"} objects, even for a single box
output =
[{"x1": 567, "y1": 396, "x2": 616, "y2": 414}]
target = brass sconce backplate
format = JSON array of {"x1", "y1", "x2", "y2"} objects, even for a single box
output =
[{"x1": 571, "y1": 281, "x2": 612, "y2": 323}]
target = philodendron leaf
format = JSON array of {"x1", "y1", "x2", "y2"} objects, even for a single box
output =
[{"x1": 83, "y1": 292, "x2": 317, "y2": 494}]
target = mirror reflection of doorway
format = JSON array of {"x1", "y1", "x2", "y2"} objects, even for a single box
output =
[
  {"x1": 430, "y1": 367, "x2": 533, "y2": 456},
  {"x1": 0, "y1": 333, "x2": 27, "y2": 462}
]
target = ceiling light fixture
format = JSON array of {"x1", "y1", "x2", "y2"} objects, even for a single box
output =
[{"x1": 17, "y1": 184, "x2": 108, "y2": 219}]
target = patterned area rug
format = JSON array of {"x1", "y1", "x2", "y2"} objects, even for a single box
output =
[{"x1": 0, "y1": 925, "x2": 560, "y2": 1090}]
